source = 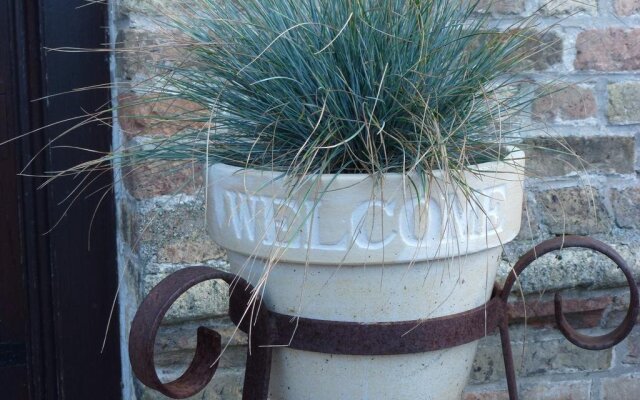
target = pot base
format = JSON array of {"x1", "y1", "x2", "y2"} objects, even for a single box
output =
[
  {"x1": 268, "y1": 343, "x2": 477, "y2": 400},
  {"x1": 229, "y1": 248, "x2": 502, "y2": 400}
]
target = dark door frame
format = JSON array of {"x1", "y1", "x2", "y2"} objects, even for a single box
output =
[{"x1": 2, "y1": 1, "x2": 122, "y2": 398}]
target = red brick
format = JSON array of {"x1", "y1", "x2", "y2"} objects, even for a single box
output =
[
  {"x1": 612, "y1": 186, "x2": 640, "y2": 229},
  {"x1": 507, "y1": 295, "x2": 613, "y2": 328},
  {"x1": 532, "y1": 85, "x2": 596, "y2": 122},
  {"x1": 517, "y1": 32, "x2": 563, "y2": 71},
  {"x1": 476, "y1": 0, "x2": 525, "y2": 14},
  {"x1": 118, "y1": 93, "x2": 206, "y2": 138},
  {"x1": 614, "y1": 0, "x2": 640, "y2": 16},
  {"x1": 123, "y1": 160, "x2": 204, "y2": 199},
  {"x1": 575, "y1": 29, "x2": 640, "y2": 71}
]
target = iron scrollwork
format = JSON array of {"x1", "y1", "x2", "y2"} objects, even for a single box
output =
[{"x1": 129, "y1": 236, "x2": 639, "y2": 400}]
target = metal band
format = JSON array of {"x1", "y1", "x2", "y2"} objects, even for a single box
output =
[{"x1": 263, "y1": 296, "x2": 505, "y2": 355}]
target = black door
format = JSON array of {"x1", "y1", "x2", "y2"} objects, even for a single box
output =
[
  {"x1": 0, "y1": 2, "x2": 29, "y2": 394},
  {"x1": 0, "y1": 1, "x2": 122, "y2": 399}
]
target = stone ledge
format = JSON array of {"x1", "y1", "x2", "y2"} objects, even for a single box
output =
[
  {"x1": 142, "y1": 271, "x2": 230, "y2": 323},
  {"x1": 501, "y1": 232, "x2": 640, "y2": 293},
  {"x1": 524, "y1": 136, "x2": 635, "y2": 177},
  {"x1": 137, "y1": 367, "x2": 244, "y2": 400},
  {"x1": 601, "y1": 373, "x2": 640, "y2": 399},
  {"x1": 470, "y1": 327, "x2": 613, "y2": 385}
]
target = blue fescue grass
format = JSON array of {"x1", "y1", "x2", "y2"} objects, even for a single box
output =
[
  {"x1": 122, "y1": 1, "x2": 542, "y2": 186},
  {"x1": 44, "y1": 0, "x2": 550, "y2": 200}
]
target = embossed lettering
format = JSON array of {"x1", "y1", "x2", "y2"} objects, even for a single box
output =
[
  {"x1": 307, "y1": 210, "x2": 349, "y2": 251},
  {"x1": 399, "y1": 198, "x2": 442, "y2": 246},
  {"x1": 224, "y1": 191, "x2": 257, "y2": 241},
  {"x1": 216, "y1": 183, "x2": 508, "y2": 252},
  {"x1": 351, "y1": 200, "x2": 397, "y2": 250}
]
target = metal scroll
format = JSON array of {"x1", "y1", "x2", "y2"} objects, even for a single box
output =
[{"x1": 129, "y1": 236, "x2": 639, "y2": 400}]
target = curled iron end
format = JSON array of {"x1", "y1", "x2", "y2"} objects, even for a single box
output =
[
  {"x1": 504, "y1": 236, "x2": 639, "y2": 351},
  {"x1": 128, "y1": 267, "x2": 247, "y2": 399}
]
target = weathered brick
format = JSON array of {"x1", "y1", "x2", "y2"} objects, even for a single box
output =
[
  {"x1": 614, "y1": 0, "x2": 640, "y2": 16},
  {"x1": 517, "y1": 32, "x2": 563, "y2": 71},
  {"x1": 468, "y1": 31, "x2": 561, "y2": 72},
  {"x1": 156, "y1": 318, "x2": 247, "y2": 350},
  {"x1": 157, "y1": 235, "x2": 223, "y2": 264},
  {"x1": 143, "y1": 271, "x2": 229, "y2": 323},
  {"x1": 470, "y1": 328, "x2": 611, "y2": 384},
  {"x1": 120, "y1": 0, "x2": 165, "y2": 10},
  {"x1": 138, "y1": 368, "x2": 244, "y2": 400},
  {"x1": 601, "y1": 373, "x2": 640, "y2": 399},
  {"x1": 525, "y1": 136, "x2": 635, "y2": 177},
  {"x1": 542, "y1": 0, "x2": 598, "y2": 16},
  {"x1": 464, "y1": 380, "x2": 591, "y2": 400},
  {"x1": 508, "y1": 295, "x2": 613, "y2": 329},
  {"x1": 115, "y1": 3, "x2": 640, "y2": 399},
  {"x1": 464, "y1": 390, "x2": 510, "y2": 400},
  {"x1": 123, "y1": 159, "x2": 204, "y2": 200},
  {"x1": 575, "y1": 29, "x2": 640, "y2": 71},
  {"x1": 132, "y1": 195, "x2": 225, "y2": 265},
  {"x1": 611, "y1": 187, "x2": 640, "y2": 229},
  {"x1": 608, "y1": 82, "x2": 640, "y2": 125},
  {"x1": 476, "y1": 0, "x2": 525, "y2": 14},
  {"x1": 500, "y1": 240, "x2": 639, "y2": 293},
  {"x1": 155, "y1": 319, "x2": 247, "y2": 369},
  {"x1": 532, "y1": 85, "x2": 596, "y2": 122},
  {"x1": 120, "y1": 0, "x2": 199, "y2": 14},
  {"x1": 535, "y1": 187, "x2": 612, "y2": 235},
  {"x1": 116, "y1": 28, "x2": 164, "y2": 79},
  {"x1": 623, "y1": 332, "x2": 640, "y2": 364},
  {"x1": 117, "y1": 23, "x2": 198, "y2": 82},
  {"x1": 155, "y1": 341, "x2": 247, "y2": 372},
  {"x1": 516, "y1": 194, "x2": 545, "y2": 240},
  {"x1": 118, "y1": 93, "x2": 206, "y2": 138}
]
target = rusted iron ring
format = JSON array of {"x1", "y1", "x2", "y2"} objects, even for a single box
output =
[
  {"x1": 502, "y1": 235, "x2": 639, "y2": 350},
  {"x1": 128, "y1": 267, "x2": 258, "y2": 399}
]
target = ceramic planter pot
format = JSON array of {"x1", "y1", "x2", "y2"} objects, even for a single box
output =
[{"x1": 206, "y1": 149, "x2": 524, "y2": 399}]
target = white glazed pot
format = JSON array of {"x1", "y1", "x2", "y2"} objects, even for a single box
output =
[{"x1": 206, "y1": 149, "x2": 524, "y2": 400}]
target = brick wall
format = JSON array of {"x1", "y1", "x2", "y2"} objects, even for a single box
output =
[{"x1": 111, "y1": 1, "x2": 640, "y2": 399}]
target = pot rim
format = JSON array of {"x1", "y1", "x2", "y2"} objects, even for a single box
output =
[
  {"x1": 206, "y1": 146, "x2": 526, "y2": 264},
  {"x1": 209, "y1": 146, "x2": 524, "y2": 182}
]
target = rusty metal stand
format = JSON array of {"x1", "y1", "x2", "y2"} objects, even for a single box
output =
[{"x1": 129, "y1": 236, "x2": 639, "y2": 400}]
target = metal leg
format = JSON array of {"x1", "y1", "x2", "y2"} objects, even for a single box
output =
[{"x1": 499, "y1": 321, "x2": 518, "y2": 400}]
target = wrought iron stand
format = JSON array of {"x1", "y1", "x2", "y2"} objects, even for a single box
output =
[{"x1": 129, "y1": 236, "x2": 639, "y2": 400}]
